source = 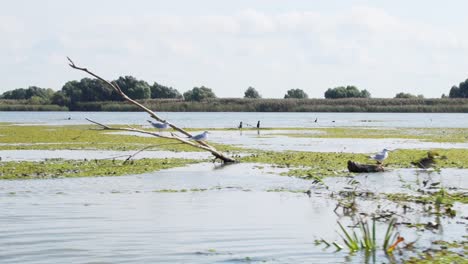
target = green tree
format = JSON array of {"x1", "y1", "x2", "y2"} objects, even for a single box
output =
[
  {"x1": 150, "y1": 82, "x2": 182, "y2": 99},
  {"x1": 61, "y1": 76, "x2": 150, "y2": 105},
  {"x1": 61, "y1": 78, "x2": 112, "y2": 106},
  {"x1": 244, "y1": 86, "x2": 261, "y2": 99},
  {"x1": 1, "y1": 88, "x2": 27, "y2": 99},
  {"x1": 395, "y1": 92, "x2": 424, "y2": 99},
  {"x1": 324, "y1": 86, "x2": 371, "y2": 99},
  {"x1": 51, "y1": 91, "x2": 70, "y2": 106},
  {"x1": 284, "y1": 88, "x2": 308, "y2": 99},
  {"x1": 449, "y1": 79, "x2": 468, "y2": 98},
  {"x1": 345, "y1": 86, "x2": 362, "y2": 97},
  {"x1": 61, "y1": 80, "x2": 83, "y2": 106},
  {"x1": 114, "y1": 76, "x2": 151, "y2": 100},
  {"x1": 360, "y1": 89, "x2": 371, "y2": 98},
  {"x1": 183, "y1": 86, "x2": 217, "y2": 101},
  {"x1": 28, "y1": 96, "x2": 48, "y2": 105},
  {"x1": 1, "y1": 86, "x2": 55, "y2": 102}
]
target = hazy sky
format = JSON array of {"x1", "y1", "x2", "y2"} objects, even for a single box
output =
[{"x1": 2, "y1": 0, "x2": 468, "y2": 98}]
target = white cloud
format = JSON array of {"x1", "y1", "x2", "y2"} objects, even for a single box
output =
[{"x1": 2, "y1": 4, "x2": 468, "y2": 98}]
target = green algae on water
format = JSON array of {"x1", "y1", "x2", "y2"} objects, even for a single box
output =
[
  {"x1": 0, "y1": 158, "x2": 197, "y2": 179},
  {"x1": 0, "y1": 124, "x2": 242, "y2": 152},
  {"x1": 241, "y1": 149, "x2": 468, "y2": 179},
  {"x1": 271, "y1": 127, "x2": 468, "y2": 143},
  {"x1": 385, "y1": 190, "x2": 468, "y2": 205},
  {"x1": 404, "y1": 240, "x2": 468, "y2": 264}
]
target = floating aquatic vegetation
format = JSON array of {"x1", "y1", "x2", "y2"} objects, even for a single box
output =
[
  {"x1": 153, "y1": 186, "x2": 252, "y2": 193},
  {"x1": 0, "y1": 124, "x2": 242, "y2": 152},
  {"x1": 271, "y1": 127, "x2": 468, "y2": 143},
  {"x1": 319, "y1": 218, "x2": 403, "y2": 254},
  {"x1": 385, "y1": 189, "x2": 467, "y2": 217},
  {"x1": 0, "y1": 158, "x2": 197, "y2": 179},
  {"x1": 241, "y1": 149, "x2": 468, "y2": 180},
  {"x1": 403, "y1": 239, "x2": 468, "y2": 264}
]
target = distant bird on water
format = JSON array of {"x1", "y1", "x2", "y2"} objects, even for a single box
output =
[
  {"x1": 190, "y1": 131, "x2": 209, "y2": 141},
  {"x1": 238, "y1": 121, "x2": 243, "y2": 129},
  {"x1": 256, "y1": 120, "x2": 260, "y2": 129},
  {"x1": 147, "y1": 120, "x2": 169, "y2": 132},
  {"x1": 370, "y1": 148, "x2": 390, "y2": 164}
]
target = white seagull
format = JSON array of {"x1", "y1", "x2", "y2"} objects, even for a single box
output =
[
  {"x1": 147, "y1": 120, "x2": 169, "y2": 131},
  {"x1": 190, "y1": 131, "x2": 209, "y2": 141},
  {"x1": 370, "y1": 148, "x2": 390, "y2": 164}
]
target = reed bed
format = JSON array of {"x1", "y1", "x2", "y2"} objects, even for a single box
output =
[
  {"x1": 72, "y1": 98, "x2": 468, "y2": 112},
  {"x1": 1, "y1": 98, "x2": 467, "y2": 112}
]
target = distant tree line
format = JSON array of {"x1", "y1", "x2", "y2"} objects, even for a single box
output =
[
  {"x1": 56, "y1": 76, "x2": 184, "y2": 107},
  {"x1": 324, "y1": 86, "x2": 371, "y2": 99},
  {"x1": 2, "y1": 75, "x2": 468, "y2": 110},
  {"x1": 394, "y1": 92, "x2": 424, "y2": 99},
  {"x1": 1, "y1": 86, "x2": 56, "y2": 104},
  {"x1": 0, "y1": 76, "x2": 189, "y2": 109}
]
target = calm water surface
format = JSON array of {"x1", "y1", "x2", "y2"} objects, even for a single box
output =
[
  {"x1": 1, "y1": 112, "x2": 467, "y2": 263},
  {"x1": 2, "y1": 111, "x2": 468, "y2": 128},
  {"x1": 1, "y1": 163, "x2": 466, "y2": 263}
]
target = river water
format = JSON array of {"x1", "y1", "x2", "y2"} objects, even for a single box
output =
[
  {"x1": 1, "y1": 112, "x2": 467, "y2": 263},
  {"x1": 2, "y1": 163, "x2": 466, "y2": 263},
  {"x1": 1, "y1": 111, "x2": 468, "y2": 128}
]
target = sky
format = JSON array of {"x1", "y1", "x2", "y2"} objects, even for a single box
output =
[{"x1": 2, "y1": 0, "x2": 468, "y2": 98}]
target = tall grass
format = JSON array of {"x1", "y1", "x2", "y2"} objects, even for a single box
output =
[
  {"x1": 2, "y1": 98, "x2": 468, "y2": 112},
  {"x1": 83, "y1": 98, "x2": 468, "y2": 112},
  {"x1": 336, "y1": 218, "x2": 401, "y2": 253},
  {"x1": 0, "y1": 100, "x2": 68, "y2": 111}
]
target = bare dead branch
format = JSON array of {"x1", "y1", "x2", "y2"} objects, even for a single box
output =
[
  {"x1": 98, "y1": 143, "x2": 187, "y2": 162},
  {"x1": 85, "y1": 118, "x2": 235, "y2": 162},
  {"x1": 69, "y1": 57, "x2": 221, "y2": 153},
  {"x1": 86, "y1": 118, "x2": 111, "y2": 129},
  {"x1": 123, "y1": 145, "x2": 158, "y2": 164},
  {"x1": 70, "y1": 58, "x2": 236, "y2": 162}
]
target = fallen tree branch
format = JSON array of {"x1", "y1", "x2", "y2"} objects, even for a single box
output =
[
  {"x1": 68, "y1": 58, "x2": 202, "y2": 141},
  {"x1": 123, "y1": 145, "x2": 159, "y2": 164},
  {"x1": 86, "y1": 118, "x2": 235, "y2": 162},
  {"x1": 99, "y1": 144, "x2": 173, "y2": 162},
  {"x1": 66, "y1": 59, "x2": 236, "y2": 162},
  {"x1": 68, "y1": 58, "x2": 235, "y2": 162}
]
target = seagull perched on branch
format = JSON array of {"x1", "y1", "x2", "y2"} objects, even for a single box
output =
[
  {"x1": 147, "y1": 120, "x2": 169, "y2": 132},
  {"x1": 369, "y1": 148, "x2": 390, "y2": 164},
  {"x1": 190, "y1": 131, "x2": 209, "y2": 141}
]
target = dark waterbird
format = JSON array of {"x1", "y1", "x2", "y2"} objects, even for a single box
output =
[{"x1": 412, "y1": 151, "x2": 440, "y2": 169}]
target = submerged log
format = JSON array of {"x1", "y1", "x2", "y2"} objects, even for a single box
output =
[{"x1": 347, "y1": 160, "x2": 384, "y2": 173}]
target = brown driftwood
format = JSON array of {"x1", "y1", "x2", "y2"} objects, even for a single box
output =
[
  {"x1": 67, "y1": 57, "x2": 236, "y2": 163},
  {"x1": 347, "y1": 160, "x2": 384, "y2": 173}
]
